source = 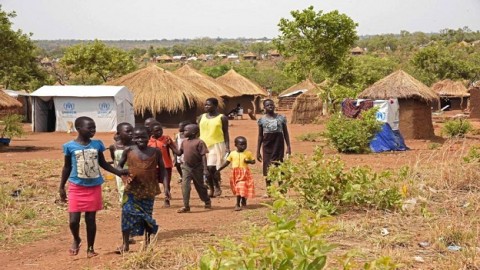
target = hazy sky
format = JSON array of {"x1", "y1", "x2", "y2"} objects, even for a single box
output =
[{"x1": 2, "y1": 0, "x2": 480, "y2": 40}]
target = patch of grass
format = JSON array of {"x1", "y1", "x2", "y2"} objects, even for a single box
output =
[{"x1": 296, "y1": 132, "x2": 324, "y2": 142}]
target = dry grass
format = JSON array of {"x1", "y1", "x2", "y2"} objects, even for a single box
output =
[
  {"x1": 358, "y1": 70, "x2": 438, "y2": 102},
  {"x1": 0, "y1": 90, "x2": 22, "y2": 110},
  {"x1": 216, "y1": 69, "x2": 267, "y2": 96},
  {"x1": 291, "y1": 92, "x2": 323, "y2": 124},
  {"x1": 0, "y1": 159, "x2": 65, "y2": 247},
  {"x1": 326, "y1": 138, "x2": 480, "y2": 269},
  {"x1": 106, "y1": 65, "x2": 223, "y2": 115},
  {"x1": 432, "y1": 79, "x2": 470, "y2": 97}
]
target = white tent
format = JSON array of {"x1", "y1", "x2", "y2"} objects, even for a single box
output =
[{"x1": 30, "y1": 86, "x2": 134, "y2": 132}]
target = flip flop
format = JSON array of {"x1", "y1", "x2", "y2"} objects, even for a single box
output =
[{"x1": 68, "y1": 240, "x2": 82, "y2": 256}]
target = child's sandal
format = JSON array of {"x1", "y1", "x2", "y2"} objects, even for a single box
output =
[{"x1": 87, "y1": 247, "x2": 98, "y2": 258}]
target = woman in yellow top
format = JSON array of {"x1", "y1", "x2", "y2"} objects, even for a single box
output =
[
  {"x1": 217, "y1": 136, "x2": 255, "y2": 211},
  {"x1": 199, "y1": 97, "x2": 230, "y2": 198}
]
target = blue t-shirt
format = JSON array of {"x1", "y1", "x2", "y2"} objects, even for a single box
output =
[{"x1": 63, "y1": 140, "x2": 106, "y2": 187}]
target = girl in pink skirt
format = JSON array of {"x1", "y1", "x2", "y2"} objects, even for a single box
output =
[{"x1": 59, "y1": 116, "x2": 128, "y2": 258}]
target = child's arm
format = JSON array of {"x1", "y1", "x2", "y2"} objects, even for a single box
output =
[
  {"x1": 59, "y1": 155, "x2": 72, "y2": 202},
  {"x1": 282, "y1": 120, "x2": 292, "y2": 155},
  {"x1": 99, "y1": 150, "x2": 128, "y2": 176},
  {"x1": 117, "y1": 148, "x2": 132, "y2": 185},
  {"x1": 257, "y1": 125, "x2": 264, "y2": 162},
  {"x1": 169, "y1": 138, "x2": 182, "y2": 156},
  {"x1": 108, "y1": 144, "x2": 115, "y2": 163},
  {"x1": 217, "y1": 160, "x2": 230, "y2": 172},
  {"x1": 245, "y1": 159, "x2": 256, "y2": 165}
]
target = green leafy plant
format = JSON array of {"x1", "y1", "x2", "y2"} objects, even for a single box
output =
[
  {"x1": 0, "y1": 114, "x2": 24, "y2": 139},
  {"x1": 268, "y1": 148, "x2": 403, "y2": 215},
  {"x1": 296, "y1": 132, "x2": 323, "y2": 142},
  {"x1": 442, "y1": 118, "x2": 472, "y2": 138},
  {"x1": 463, "y1": 146, "x2": 480, "y2": 163},
  {"x1": 427, "y1": 142, "x2": 441, "y2": 150},
  {"x1": 200, "y1": 197, "x2": 335, "y2": 270},
  {"x1": 324, "y1": 108, "x2": 382, "y2": 153}
]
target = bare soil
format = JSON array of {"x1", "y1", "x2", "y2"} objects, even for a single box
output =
[{"x1": 0, "y1": 110, "x2": 478, "y2": 269}]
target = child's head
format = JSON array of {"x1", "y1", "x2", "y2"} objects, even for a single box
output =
[
  {"x1": 116, "y1": 122, "x2": 134, "y2": 144},
  {"x1": 204, "y1": 97, "x2": 219, "y2": 113},
  {"x1": 234, "y1": 136, "x2": 247, "y2": 152},
  {"x1": 151, "y1": 122, "x2": 163, "y2": 139},
  {"x1": 132, "y1": 126, "x2": 149, "y2": 149},
  {"x1": 113, "y1": 133, "x2": 121, "y2": 143},
  {"x1": 75, "y1": 116, "x2": 96, "y2": 139},
  {"x1": 144, "y1": 117, "x2": 158, "y2": 135},
  {"x1": 178, "y1": 120, "x2": 191, "y2": 133},
  {"x1": 183, "y1": 124, "x2": 199, "y2": 139},
  {"x1": 263, "y1": 99, "x2": 275, "y2": 113}
]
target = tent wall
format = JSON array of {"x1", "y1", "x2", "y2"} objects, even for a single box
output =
[
  {"x1": 32, "y1": 97, "x2": 55, "y2": 132},
  {"x1": 398, "y1": 99, "x2": 434, "y2": 139}
]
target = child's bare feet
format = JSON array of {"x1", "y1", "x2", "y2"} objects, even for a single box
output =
[
  {"x1": 68, "y1": 239, "x2": 81, "y2": 256},
  {"x1": 87, "y1": 246, "x2": 98, "y2": 258},
  {"x1": 114, "y1": 245, "x2": 129, "y2": 255}
]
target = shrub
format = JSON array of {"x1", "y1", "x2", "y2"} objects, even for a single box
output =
[
  {"x1": 200, "y1": 197, "x2": 335, "y2": 270},
  {"x1": 324, "y1": 108, "x2": 382, "y2": 153},
  {"x1": 463, "y1": 146, "x2": 480, "y2": 163},
  {"x1": 442, "y1": 118, "x2": 472, "y2": 138},
  {"x1": 267, "y1": 148, "x2": 403, "y2": 215},
  {"x1": 0, "y1": 114, "x2": 24, "y2": 139}
]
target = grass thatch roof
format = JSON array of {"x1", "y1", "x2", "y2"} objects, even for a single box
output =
[
  {"x1": 174, "y1": 65, "x2": 241, "y2": 98},
  {"x1": 216, "y1": 69, "x2": 267, "y2": 96},
  {"x1": 279, "y1": 78, "x2": 320, "y2": 97},
  {"x1": 243, "y1": 52, "x2": 257, "y2": 58},
  {"x1": 0, "y1": 90, "x2": 22, "y2": 110},
  {"x1": 358, "y1": 70, "x2": 438, "y2": 102},
  {"x1": 157, "y1": 54, "x2": 172, "y2": 61},
  {"x1": 106, "y1": 65, "x2": 223, "y2": 114},
  {"x1": 350, "y1": 46, "x2": 364, "y2": 53},
  {"x1": 431, "y1": 79, "x2": 469, "y2": 97}
]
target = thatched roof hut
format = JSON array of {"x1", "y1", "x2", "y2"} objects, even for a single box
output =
[
  {"x1": 106, "y1": 65, "x2": 223, "y2": 126},
  {"x1": 291, "y1": 90, "x2": 323, "y2": 124},
  {"x1": 431, "y1": 79, "x2": 469, "y2": 110},
  {"x1": 358, "y1": 70, "x2": 438, "y2": 139},
  {"x1": 243, "y1": 52, "x2": 257, "y2": 60},
  {"x1": 0, "y1": 89, "x2": 23, "y2": 119},
  {"x1": 216, "y1": 69, "x2": 267, "y2": 114},
  {"x1": 156, "y1": 54, "x2": 172, "y2": 63},
  {"x1": 278, "y1": 79, "x2": 319, "y2": 109},
  {"x1": 350, "y1": 46, "x2": 364, "y2": 55}
]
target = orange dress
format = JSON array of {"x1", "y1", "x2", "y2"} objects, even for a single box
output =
[{"x1": 226, "y1": 150, "x2": 255, "y2": 198}]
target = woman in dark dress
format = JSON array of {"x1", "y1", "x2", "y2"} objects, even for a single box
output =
[{"x1": 256, "y1": 99, "x2": 291, "y2": 197}]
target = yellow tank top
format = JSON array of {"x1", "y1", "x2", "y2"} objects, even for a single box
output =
[{"x1": 199, "y1": 113, "x2": 224, "y2": 147}]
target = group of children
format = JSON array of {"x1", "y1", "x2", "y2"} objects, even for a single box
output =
[{"x1": 60, "y1": 115, "x2": 257, "y2": 257}]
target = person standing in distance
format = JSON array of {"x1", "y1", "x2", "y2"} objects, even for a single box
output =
[{"x1": 199, "y1": 97, "x2": 230, "y2": 197}]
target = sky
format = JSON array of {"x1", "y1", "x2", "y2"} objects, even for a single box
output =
[{"x1": 2, "y1": 0, "x2": 480, "y2": 40}]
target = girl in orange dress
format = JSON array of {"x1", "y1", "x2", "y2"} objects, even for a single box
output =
[{"x1": 217, "y1": 136, "x2": 255, "y2": 211}]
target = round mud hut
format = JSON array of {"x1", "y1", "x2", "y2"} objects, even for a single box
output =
[
  {"x1": 106, "y1": 65, "x2": 223, "y2": 127},
  {"x1": 173, "y1": 65, "x2": 243, "y2": 115},
  {"x1": 358, "y1": 70, "x2": 438, "y2": 139},
  {"x1": 431, "y1": 79, "x2": 469, "y2": 111},
  {"x1": 215, "y1": 69, "x2": 267, "y2": 114},
  {"x1": 278, "y1": 79, "x2": 319, "y2": 110},
  {"x1": 0, "y1": 89, "x2": 22, "y2": 118}
]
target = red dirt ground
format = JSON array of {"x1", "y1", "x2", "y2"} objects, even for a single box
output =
[{"x1": 0, "y1": 111, "x2": 478, "y2": 269}]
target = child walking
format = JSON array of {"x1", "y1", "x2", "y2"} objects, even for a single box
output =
[
  {"x1": 117, "y1": 126, "x2": 167, "y2": 253},
  {"x1": 108, "y1": 123, "x2": 134, "y2": 204},
  {"x1": 59, "y1": 116, "x2": 128, "y2": 258},
  {"x1": 217, "y1": 136, "x2": 256, "y2": 211},
  {"x1": 173, "y1": 121, "x2": 191, "y2": 183},
  {"x1": 148, "y1": 122, "x2": 175, "y2": 207},
  {"x1": 170, "y1": 124, "x2": 212, "y2": 213}
]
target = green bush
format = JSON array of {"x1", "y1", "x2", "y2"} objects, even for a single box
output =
[
  {"x1": 324, "y1": 108, "x2": 382, "y2": 153},
  {"x1": 442, "y1": 118, "x2": 472, "y2": 138},
  {"x1": 268, "y1": 148, "x2": 403, "y2": 215},
  {"x1": 0, "y1": 114, "x2": 24, "y2": 139},
  {"x1": 296, "y1": 132, "x2": 323, "y2": 142},
  {"x1": 200, "y1": 197, "x2": 335, "y2": 270},
  {"x1": 463, "y1": 146, "x2": 480, "y2": 163}
]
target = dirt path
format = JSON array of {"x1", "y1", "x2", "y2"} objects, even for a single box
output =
[{"x1": 1, "y1": 111, "x2": 475, "y2": 269}]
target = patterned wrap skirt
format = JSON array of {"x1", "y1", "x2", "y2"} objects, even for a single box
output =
[
  {"x1": 121, "y1": 193, "x2": 158, "y2": 236},
  {"x1": 229, "y1": 167, "x2": 255, "y2": 198},
  {"x1": 68, "y1": 182, "x2": 103, "y2": 212}
]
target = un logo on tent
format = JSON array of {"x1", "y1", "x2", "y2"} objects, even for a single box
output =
[
  {"x1": 98, "y1": 102, "x2": 110, "y2": 113},
  {"x1": 63, "y1": 102, "x2": 75, "y2": 112},
  {"x1": 376, "y1": 111, "x2": 386, "y2": 121}
]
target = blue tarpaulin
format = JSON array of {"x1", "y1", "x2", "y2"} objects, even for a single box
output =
[{"x1": 370, "y1": 123, "x2": 408, "y2": 153}]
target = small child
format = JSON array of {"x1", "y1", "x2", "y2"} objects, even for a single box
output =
[
  {"x1": 170, "y1": 124, "x2": 211, "y2": 213},
  {"x1": 217, "y1": 136, "x2": 255, "y2": 211},
  {"x1": 108, "y1": 123, "x2": 134, "y2": 204},
  {"x1": 148, "y1": 122, "x2": 175, "y2": 207},
  {"x1": 59, "y1": 116, "x2": 128, "y2": 258},
  {"x1": 174, "y1": 121, "x2": 191, "y2": 183},
  {"x1": 144, "y1": 117, "x2": 158, "y2": 137},
  {"x1": 117, "y1": 126, "x2": 167, "y2": 254}
]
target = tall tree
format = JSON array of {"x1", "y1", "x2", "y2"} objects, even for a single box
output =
[
  {"x1": 274, "y1": 6, "x2": 358, "y2": 80},
  {"x1": 0, "y1": 5, "x2": 45, "y2": 90},
  {"x1": 61, "y1": 40, "x2": 136, "y2": 84}
]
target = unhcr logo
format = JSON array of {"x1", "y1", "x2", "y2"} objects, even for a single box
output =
[
  {"x1": 98, "y1": 102, "x2": 111, "y2": 117},
  {"x1": 62, "y1": 102, "x2": 76, "y2": 115}
]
